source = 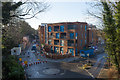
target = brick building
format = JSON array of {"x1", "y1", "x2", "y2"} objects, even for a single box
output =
[
  {"x1": 38, "y1": 22, "x2": 98, "y2": 56},
  {"x1": 87, "y1": 25, "x2": 98, "y2": 47}
]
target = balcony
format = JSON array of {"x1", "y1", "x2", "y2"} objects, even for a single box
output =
[{"x1": 54, "y1": 40, "x2": 59, "y2": 45}]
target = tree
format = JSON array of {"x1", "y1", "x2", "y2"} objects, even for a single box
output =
[
  {"x1": 2, "y1": 1, "x2": 49, "y2": 25},
  {"x1": 2, "y1": 55, "x2": 25, "y2": 80},
  {"x1": 102, "y1": 1, "x2": 120, "y2": 76}
]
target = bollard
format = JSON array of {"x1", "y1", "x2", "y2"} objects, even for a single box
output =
[
  {"x1": 36, "y1": 62, "x2": 37, "y2": 64},
  {"x1": 38, "y1": 62, "x2": 39, "y2": 64},
  {"x1": 45, "y1": 61, "x2": 47, "y2": 63},
  {"x1": 29, "y1": 64, "x2": 31, "y2": 66},
  {"x1": 40, "y1": 61, "x2": 41, "y2": 63},
  {"x1": 43, "y1": 61, "x2": 44, "y2": 63}
]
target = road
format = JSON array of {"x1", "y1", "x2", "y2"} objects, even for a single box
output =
[
  {"x1": 20, "y1": 42, "x2": 94, "y2": 79},
  {"x1": 20, "y1": 41, "x2": 107, "y2": 79}
]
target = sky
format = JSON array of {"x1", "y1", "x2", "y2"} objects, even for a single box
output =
[{"x1": 25, "y1": 1, "x2": 101, "y2": 30}]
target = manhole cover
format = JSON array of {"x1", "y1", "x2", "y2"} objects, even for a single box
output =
[{"x1": 43, "y1": 68, "x2": 60, "y2": 75}]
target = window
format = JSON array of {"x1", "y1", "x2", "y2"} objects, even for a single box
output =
[
  {"x1": 68, "y1": 48, "x2": 74, "y2": 56},
  {"x1": 60, "y1": 40, "x2": 64, "y2": 46},
  {"x1": 60, "y1": 25, "x2": 64, "y2": 32},
  {"x1": 92, "y1": 32, "x2": 93, "y2": 42},
  {"x1": 48, "y1": 39, "x2": 51, "y2": 45},
  {"x1": 48, "y1": 26, "x2": 52, "y2": 32},
  {"x1": 75, "y1": 33, "x2": 78, "y2": 39},
  {"x1": 85, "y1": 40, "x2": 87, "y2": 44},
  {"x1": 68, "y1": 40, "x2": 74, "y2": 46},
  {"x1": 68, "y1": 25, "x2": 76, "y2": 30},
  {"x1": 60, "y1": 33, "x2": 66, "y2": 39},
  {"x1": 81, "y1": 25, "x2": 83, "y2": 28},
  {"x1": 54, "y1": 46, "x2": 59, "y2": 53},
  {"x1": 60, "y1": 47, "x2": 64, "y2": 54},
  {"x1": 70, "y1": 33, "x2": 74, "y2": 39},
  {"x1": 85, "y1": 33, "x2": 87, "y2": 39},
  {"x1": 54, "y1": 26, "x2": 59, "y2": 31},
  {"x1": 51, "y1": 46, "x2": 53, "y2": 51},
  {"x1": 85, "y1": 25, "x2": 87, "y2": 31},
  {"x1": 82, "y1": 34, "x2": 83, "y2": 38},
  {"x1": 56, "y1": 33, "x2": 59, "y2": 39},
  {"x1": 54, "y1": 40, "x2": 59, "y2": 45},
  {"x1": 81, "y1": 40, "x2": 82, "y2": 46}
]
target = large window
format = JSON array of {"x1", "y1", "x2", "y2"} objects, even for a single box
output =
[
  {"x1": 60, "y1": 47, "x2": 64, "y2": 54},
  {"x1": 54, "y1": 26, "x2": 59, "y2": 31},
  {"x1": 56, "y1": 33, "x2": 59, "y2": 39},
  {"x1": 54, "y1": 40, "x2": 59, "y2": 45},
  {"x1": 68, "y1": 48, "x2": 74, "y2": 56},
  {"x1": 54, "y1": 46, "x2": 59, "y2": 53},
  {"x1": 70, "y1": 33, "x2": 74, "y2": 39},
  {"x1": 60, "y1": 40, "x2": 64, "y2": 46},
  {"x1": 68, "y1": 40, "x2": 74, "y2": 46},
  {"x1": 48, "y1": 26, "x2": 52, "y2": 32},
  {"x1": 60, "y1": 25, "x2": 64, "y2": 32}
]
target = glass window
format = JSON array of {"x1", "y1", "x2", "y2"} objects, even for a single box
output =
[
  {"x1": 92, "y1": 32, "x2": 93, "y2": 42},
  {"x1": 85, "y1": 40, "x2": 87, "y2": 44},
  {"x1": 81, "y1": 40, "x2": 82, "y2": 46},
  {"x1": 48, "y1": 26, "x2": 52, "y2": 32},
  {"x1": 48, "y1": 39, "x2": 51, "y2": 45},
  {"x1": 85, "y1": 25, "x2": 87, "y2": 31},
  {"x1": 60, "y1": 47, "x2": 64, "y2": 54},
  {"x1": 70, "y1": 33, "x2": 74, "y2": 39},
  {"x1": 75, "y1": 33, "x2": 78, "y2": 39},
  {"x1": 54, "y1": 46, "x2": 59, "y2": 53},
  {"x1": 54, "y1": 26, "x2": 59, "y2": 31},
  {"x1": 68, "y1": 48, "x2": 74, "y2": 56},
  {"x1": 56, "y1": 33, "x2": 59, "y2": 39},
  {"x1": 60, "y1": 25, "x2": 64, "y2": 32},
  {"x1": 81, "y1": 25, "x2": 83, "y2": 28},
  {"x1": 60, "y1": 40, "x2": 64, "y2": 46},
  {"x1": 85, "y1": 33, "x2": 87, "y2": 39}
]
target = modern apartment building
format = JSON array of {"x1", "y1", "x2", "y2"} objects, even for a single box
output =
[{"x1": 38, "y1": 22, "x2": 89, "y2": 56}]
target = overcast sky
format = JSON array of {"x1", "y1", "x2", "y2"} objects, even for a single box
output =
[{"x1": 25, "y1": 1, "x2": 101, "y2": 30}]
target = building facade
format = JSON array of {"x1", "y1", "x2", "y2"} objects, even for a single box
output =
[
  {"x1": 38, "y1": 22, "x2": 89, "y2": 56},
  {"x1": 87, "y1": 25, "x2": 98, "y2": 47}
]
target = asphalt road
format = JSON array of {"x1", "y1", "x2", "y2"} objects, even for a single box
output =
[
  {"x1": 20, "y1": 42, "x2": 94, "y2": 79},
  {"x1": 20, "y1": 41, "x2": 106, "y2": 79}
]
